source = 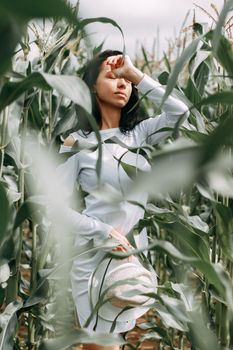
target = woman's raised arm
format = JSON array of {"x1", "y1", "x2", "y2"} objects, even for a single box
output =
[
  {"x1": 106, "y1": 54, "x2": 189, "y2": 145},
  {"x1": 134, "y1": 74, "x2": 189, "y2": 145}
]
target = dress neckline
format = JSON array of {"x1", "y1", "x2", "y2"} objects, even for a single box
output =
[{"x1": 99, "y1": 127, "x2": 119, "y2": 133}]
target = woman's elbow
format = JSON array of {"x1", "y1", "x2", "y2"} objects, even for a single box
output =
[
  {"x1": 178, "y1": 101, "x2": 190, "y2": 119},
  {"x1": 183, "y1": 108, "x2": 190, "y2": 119}
]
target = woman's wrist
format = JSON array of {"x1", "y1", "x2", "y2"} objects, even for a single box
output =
[{"x1": 126, "y1": 67, "x2": 145, "y2": 85}]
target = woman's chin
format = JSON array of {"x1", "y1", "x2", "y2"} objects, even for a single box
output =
[{"x1": 112, "y1": 101, "x2": 128, "y2": 108}]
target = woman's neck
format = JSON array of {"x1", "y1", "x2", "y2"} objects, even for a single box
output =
[{"x1": 99, "y1": 104, "x2": 121, "y2": 130}]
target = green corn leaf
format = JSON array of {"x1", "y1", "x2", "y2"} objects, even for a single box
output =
[
  {"x1": 192, "y1": 261, "x2": 227, "y2": 298},
  {"x1": 213, "y1": 202, "x2": 233, "y2": 260},
  {"x1": 159, "y1": 221, "x2": 210, "y2": 261},
  {"x1": 0, "y1": 72, "x2": 92, "y2": 114},
  {"x1": 195, "y1": 109, "x2": 233, "y2": 165},
  {"x1": 213, "y1": 34, "x2": 233, "y2": 78},
  {"x1": 189, "y1": 50, "x2": 211, "y2": 77},
  {"x1": 159, "y1": 34, "x2": 205, "y2": 109},
  {"x1": 0, "y1": 182, "x2": 9, "y2": 243},
  {"x1": 212, "y1": 0, "x2": 233, "y2": 53},
  {"x1": 79, "y1": 17, "x2": 125, "y2": 55},
  {"x1": 154, "y1": 302, "x2": 188, "y2": 332},
  {"x1": 0, "y1": 0, "x2": 78, "y2": 76},
  {"x1": 0, "y1": 17, "x2": 22, "y2": 76},
  {"x1": 0, "y1": 301, "x2": 22, "y2": 350},
  {"x1": 13, "y1": 196, "x2": 45, "y2": 229},
  {"x1": 188, "y1": 311, "x2": 221, "y2": 350},
  {"x1": 0, "y1": 0, "x2": 77, "y2": 22}
]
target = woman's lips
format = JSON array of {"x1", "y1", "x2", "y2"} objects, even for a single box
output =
[{"x1": 115, "y1": 92, "x2": 127, "y2": 98}]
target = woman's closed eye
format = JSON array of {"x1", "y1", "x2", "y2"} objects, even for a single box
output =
[
  {"x1": 107, "y1": 73, "x2": 132, "y2": 85},
  {"x1": 106, "y1": 72, "x2": 117, "y2": 79}
]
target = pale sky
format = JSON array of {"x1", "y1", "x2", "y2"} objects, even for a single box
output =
[{"x1": 78, "y1": 0, "x2": 225, "y2": 58}]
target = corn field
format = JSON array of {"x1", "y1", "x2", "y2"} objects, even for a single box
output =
[{"x1": 1, "y1": 0, "x2": 233, "y2": 349}]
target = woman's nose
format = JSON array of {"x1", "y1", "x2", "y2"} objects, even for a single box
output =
[{"x1": 117, "y1": 77, "x2": 127, "y2": 87}]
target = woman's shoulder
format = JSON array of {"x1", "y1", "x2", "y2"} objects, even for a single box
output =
[
  {"x1": 129, "y1": 117, "x2": 157, "y2": 144},
  {"x1": 63, "y1": 130, "x2": 90, "y2": 145},
  {"x1": 63, "y1": 135, "x2": 76, "y2": 147},
  {"x1": 59, "y1": 132, "x2": 79, "y2": 154},
  {"x1": 133, "y1": 117, "x2": 153, "y2": 133},
  {"x1": 59, "y1": 130, "x2": 93, "y2": 154}
]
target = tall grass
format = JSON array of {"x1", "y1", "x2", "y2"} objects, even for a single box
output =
[{"x1": 1, "y1": 1, "x2": 233, "y2": 349}]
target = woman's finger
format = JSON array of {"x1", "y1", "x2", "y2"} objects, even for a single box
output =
[
  {"x1": 106, "y1": 55, "x2": 124, "y2": 69},
  {"x1": 112, "y1": 245, "x2": 126, "y2": 253},
  {"x1": 111, "y1": 245, "x2": 133, "y2": 262},
  {"x1": 109, "y1": 229, "x2": 134, "y2": 249},
  {"x1": 112, "y1": 243, "x2": 132, "y2": 252}
]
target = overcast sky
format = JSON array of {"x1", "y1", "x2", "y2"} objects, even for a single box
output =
[{"x1": 78, "y1": 0, "x2": 225, "y2": 58}]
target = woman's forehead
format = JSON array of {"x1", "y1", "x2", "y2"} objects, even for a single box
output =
[{"x1": 99, "y1": 60, "x2": 111, "y2": 73}]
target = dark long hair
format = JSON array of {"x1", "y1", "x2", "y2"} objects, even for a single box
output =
[{"x1": 77, "y1": 50, "x2": 145, "y2": 136}]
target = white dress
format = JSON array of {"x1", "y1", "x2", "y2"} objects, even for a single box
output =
[{"x1": 56, "y1": 74, "x2": 189, "y2": 333}]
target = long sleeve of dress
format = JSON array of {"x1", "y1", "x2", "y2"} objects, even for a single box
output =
[
  {"x1": 48, "y1": 146, "x2": 114, "y2": 245},
  {"x1": 135, "y1": 74, "x2": 190, "y2": 145}
]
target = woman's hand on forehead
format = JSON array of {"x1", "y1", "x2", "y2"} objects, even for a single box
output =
[
  {"x1": 106, "y1": 54, "x2": 131, "y2": 67},
  {"x1": 105, "y1": 54, "x2": 144, "y2": 85},
  {"x1": 105, "y1": 55, "x2": 133, "y2": 77}
]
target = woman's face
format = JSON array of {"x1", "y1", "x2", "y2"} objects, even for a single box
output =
[{"x1": 94, "y1": 59, "x2": 132, "y2": 109}]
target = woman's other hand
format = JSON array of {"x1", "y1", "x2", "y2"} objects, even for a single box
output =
[
  {"x1": 109, "y1": 228, "x2": 133, "y2": 262},
  {"x1": 105, "y1": 54, "x2": 144, "y2": 85}
]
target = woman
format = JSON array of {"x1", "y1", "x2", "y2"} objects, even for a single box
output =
[{"x1": 56, "y1": 50, "x2": 189, "y2": 350}]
